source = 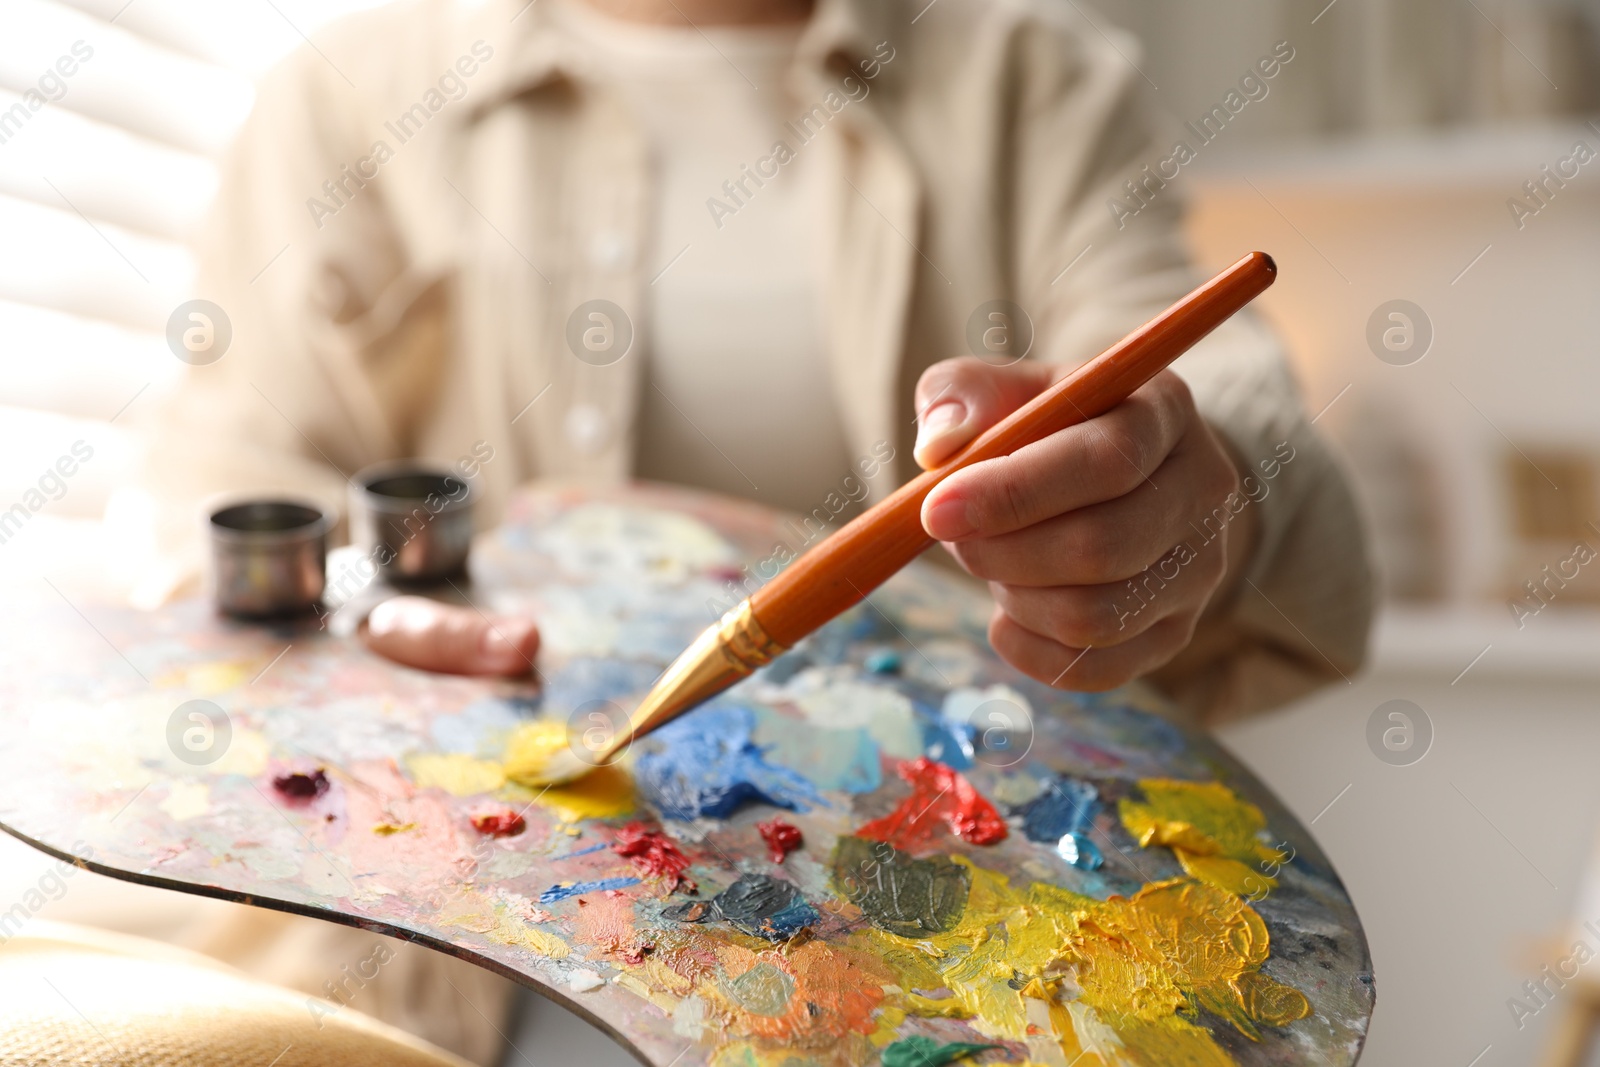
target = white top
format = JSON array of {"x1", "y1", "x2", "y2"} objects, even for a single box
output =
[{"x1": 555, "y1": 2, "x2": 855, "y2": 518}]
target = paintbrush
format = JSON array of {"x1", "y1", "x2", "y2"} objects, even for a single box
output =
[{"x1": 527, "y1": 251, "x2": 1278, "y2": 786}]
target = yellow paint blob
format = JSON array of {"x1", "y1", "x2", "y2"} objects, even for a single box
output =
[
  {"x1": 1119, "y1": 779, "x2": 1286, "y2": 896},
  {"x1": 498, "y1": 923, "x2": 572, "y2": 960},
  {"x1": 1047, "y1": 879, "x2": 1310, "y2": 1042},
  {"x1": 503, "y1": 720, "x2": 571, "y2": 785},
  {"x1": 502, "y1": 720, "x2": 634, "y2": 822},
  {"x1": 525, "y1": 764, "x2": 635, "y2": 822},
  {"x1": 864, "y1": 856, "x2": 1309, "y2": 1064},
  {"x1": 1174, "y1": 851, "x2": 1267, "y2": 898},
  {"x1": 372, "y1": 821, "x2": 416, "y2": 836},
  {"x1": 406, "y1": 753, "x2": 507, "y2": 796}
]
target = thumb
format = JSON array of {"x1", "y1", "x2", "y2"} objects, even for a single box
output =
[{"x1": 913, "y1": 357, "x2": 1055, "y2": 469}]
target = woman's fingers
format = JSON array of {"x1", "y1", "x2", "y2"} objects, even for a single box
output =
[
  {"x1": 921, "y1": 370, "x2": 1193, "y2": 539},
  {"x1": 987, "y1": 606, "x2": 1199, "y2": 692},
  {"x1": 912, "y1": 357, "x2": 1056, "y2": 469},
  {"x1": 362, "y1": 595, "x2": 539, "y2": 677},
  {"x1": 987, "y1": 535, "x2": 1225, "y2": 651}
]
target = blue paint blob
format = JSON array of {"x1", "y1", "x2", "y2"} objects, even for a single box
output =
[
  {"x1": 539, "y1": 876, "x2": 642, "y2": 903},
  {"x1": 665, "y1": 873, "x2": 819, "y2": 940},
  {"x1": 637, "y1": 705, "x2": 825, "y2": 820},
  {"x1": 907, "y1": 696, "x2": 976, "y2": 769},
  {"x1": 864, "y1": 648, "x2": 903, "y2": 674},
  {"x1": 920, "y1": 719, "x2": 976, "y2": 770},
  {"x1": 1056, "y1": 832, "x2": 1103, "y2": 871},
  {"x1": 1015, "y1": 775, "x2": 1104, "y2": 871}
]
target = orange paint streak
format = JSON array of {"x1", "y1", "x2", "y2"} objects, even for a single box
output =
[{"x1": 721, "y1": 940, "x2": 892, "y2": 1044}]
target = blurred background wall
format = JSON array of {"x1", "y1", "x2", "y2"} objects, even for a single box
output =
[
  {"x1": 1108, "y1": 3, "x2": 1600, "y2": 1066},
  {"x1": 1, "y1": 1, "x2": 1598, "y2": 1064}
]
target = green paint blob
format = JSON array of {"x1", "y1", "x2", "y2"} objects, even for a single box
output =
[
  {"x1": 832, "y1": 836, "x2": 969, "y2": 937},
  {"x1": 880, "y1": 1036, "x2": 1001, "y2": 1067}
]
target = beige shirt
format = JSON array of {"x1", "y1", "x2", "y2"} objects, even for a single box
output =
[
  {"x1": 550, "y1": 3, "x2": 853, "y2": 516},
  {"x1": 139, "y1": 0, "x2": 1374, "y2": 723}
]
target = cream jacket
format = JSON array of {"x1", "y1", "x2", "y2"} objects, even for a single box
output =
[{"x1": 140, "y1": 0, "x2": 1373, "y2": 723}]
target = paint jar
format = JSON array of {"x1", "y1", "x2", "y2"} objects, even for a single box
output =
[
  {"x1": 350, "y1": 461, "x2": 474, "y2": 583},
  {"x1": 208, "y1": 499, "x2": 331, "y2": 618}
]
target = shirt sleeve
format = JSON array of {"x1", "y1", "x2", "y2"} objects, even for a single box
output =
[
  {"x1": 129, "y1": 40, "x2": 449, "y2": 602},
  {"x1": 1001, "y1": 11, "x2": 1374, "y2": 723}
]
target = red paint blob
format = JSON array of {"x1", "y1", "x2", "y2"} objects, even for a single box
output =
[
  {"x1": 757, "y1": 818, "x2": 804, "y2": 863},
  {"x1": 470, "y1": 808, "x2": 527, "y2": 837},
  {"x1": 612, "y1": 822, "x2": 697, "y2": 894},
  {"x1": 272, "y1": 769, "x2": 328, "y2": 800},
  {"x1": 856, "y1": 757, "x2": 1007, "y2": 850}
]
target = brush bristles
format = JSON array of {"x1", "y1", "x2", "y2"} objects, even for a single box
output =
[{"x1": 517, "y1": 746, "x2": 592, "y2": 787}]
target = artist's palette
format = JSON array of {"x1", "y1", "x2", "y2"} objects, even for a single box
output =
[{"x1": 0, "y1": 484, "x2": 1372, "y2": 1066}]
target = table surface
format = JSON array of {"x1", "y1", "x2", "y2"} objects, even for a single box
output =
[{"x1": 0, "y1": 483, "x2": 1373, "y2": 1066}]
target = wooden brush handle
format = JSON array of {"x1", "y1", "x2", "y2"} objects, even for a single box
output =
[{"x1": 750, "y1": 251, "x2": 1278, "y2": 648}]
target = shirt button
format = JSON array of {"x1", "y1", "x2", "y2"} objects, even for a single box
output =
[
  {"x1": 565, "y1": 403, "x2": 610, "y2": 455},
  {"x1": 587, "y1": 231, "x2": 632, "y2": 271}
]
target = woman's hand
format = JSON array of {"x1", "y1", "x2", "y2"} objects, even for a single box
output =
[
  {"x1": 914, "y1": 358, "x2": 1253, "y2": 691},
  {"x1": 361, "y1": 596, "x2": 540, "y2": 677}
]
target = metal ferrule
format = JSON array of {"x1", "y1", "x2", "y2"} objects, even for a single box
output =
[
  {"x1": 596, "y1": 600, "x2": 787, "y2": 764},
  {"x1": 716, "y1": 600, "x2": 785, "y2": 675}
]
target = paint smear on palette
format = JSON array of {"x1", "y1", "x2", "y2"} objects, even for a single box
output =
[
  {"x1": 158, "y1": 781, "x2": 210, "y2": 822},
  {"x1": 1014, "y1": 775, "x2": 1102, "y2": 871},
  {"x1": 611, "y1": 822, "x2": 696, "y2": 893},
  {"x1": 849, "y1": 841, "x2": 1310, "y2": 1060},
  {"x1": 750, "y1": 707, "x2": 881, "y2": 793},
  {"x1": 880, "y1": 1037, "x2": 1000, "y2": 1067},
  {"x1": 857, "y1": 758, "x2": 1006, "y2": 851},
  {"x1": 1120, "y1": 778, "x2": 1286, "y2": 896},
  {"x1": 574, "y1": 889, "x2": 651, "y2": 963},
  {"x1": 665, "y1": 874, "x2": 818, "y2": 940},
  {"x1": 695, "y1": 938, "x2": 894, "y2": 1051},
  {"x1": 408, "y1": 753, "x2": 506, "y2": 796},
  {"x1": 338, "y1": 762, "x2": 476, "y2": 888},
  {"x1": 636, "y1": 705, "x2": 823, "y2": 821},
  {"x1": 540, "y1": 877, "x2": 642, "y2": 904},
  {"x1": 787, "y1": 678, "x2": 924, "y2": 760},
  {"x1": 757, "y1": 818, "x2": 802, "y2": 864}
]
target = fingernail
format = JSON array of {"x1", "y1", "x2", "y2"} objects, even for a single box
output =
[
  {"x1": 914, "y1": 400, "x2": 968, "y2": 468},
  {"x1": 924, "y1": 496, "x2": 976, "y2": 540}
]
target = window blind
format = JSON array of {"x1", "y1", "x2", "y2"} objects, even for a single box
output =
[{"x1": 0, "y1": 0, "x2": 388, "y2": 523}]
